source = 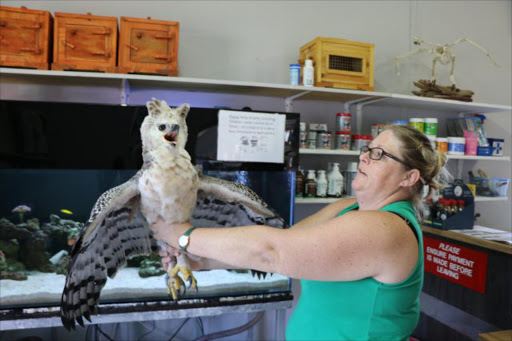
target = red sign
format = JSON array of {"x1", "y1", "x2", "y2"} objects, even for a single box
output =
[{"x1": 424, "y1": 236, "x2": 488, "y2": 293}]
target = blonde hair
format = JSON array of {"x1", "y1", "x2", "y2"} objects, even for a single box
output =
[{"x1": 384, "y1": 125, "x2": 449, "y2": 220}]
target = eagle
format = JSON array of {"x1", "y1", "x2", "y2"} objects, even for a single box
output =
[{"x1": 60, "y1": 99, "x2": 288, "y2": 330}]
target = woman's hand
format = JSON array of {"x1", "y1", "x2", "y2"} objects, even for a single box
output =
[{"x1": 149, "y1": 219, "x2": 193, "y2": 249}]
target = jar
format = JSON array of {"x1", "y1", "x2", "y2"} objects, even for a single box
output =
[
  {"x1": 308, "y1": 129, "x2": 317, "y2": 149},
  {"x1": 436, "y1": 137, "x2": 448, "y2": 153},
  {"x1": 316, "y1": 131, "x2": 332, "y2": 149},
  {"x1": 335, "y1": 131, "x2": 351, "y2": 150},
  {"x1": 289, "y1": 64, "x2": 301, "y2": 86},
  {"x1": 409, "y1": 118, "x2": 424, "y2": 132},
  {"x1": 299, "y1": 122, "x2": 308, "y2": 148},
  {"x1": 352, "y1": 134, "x2": 372, "y2": 151},
  {"x1": 335, "y1": 112, "x2": 351, "y2": 132},
  {"x1": 447, "y1": 137, "x2": 465, "y2": 155},
  {"x1": 371, "y1": 124, "x2": 385, "y2": 138},
  {"x1": 424, "y1": 118, "x2": 438, "y2": 136}
]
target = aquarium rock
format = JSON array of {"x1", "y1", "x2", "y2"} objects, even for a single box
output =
[
  {"x1": 0, "y1": 218, "x2": 53, "y2": 272},
  {"x1": 0, "y1": 239, "x2": 20, "y2": 258},
  {"x1": 1, "y1": 270, "x2": 28, "y2": 281},
  {"x1": 138, "y1": 258, "x2": 166, "y2": 278},
  {"x1": 53, "y1": 254, "x2": 70, "y2": 275},
  {"x1": 26, "y1": 218, "x2": 40, "y2": 232},
  {"x1": 49, "y1": 250, "x2": 69, "y2": 265}
]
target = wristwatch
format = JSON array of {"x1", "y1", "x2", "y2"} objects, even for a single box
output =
[{"x1": 178, "y1": 226, "x2": 197, "y2": 253}]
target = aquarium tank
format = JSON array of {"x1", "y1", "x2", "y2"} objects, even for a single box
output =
[{"x1": 0, "y1": 100, "x2": 298, "y2": 311}]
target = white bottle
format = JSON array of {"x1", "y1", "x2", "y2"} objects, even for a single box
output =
[
  {"x1": 316, "y1": 170, "x2": 328, "y2": 197},
  {"x1": 303, "y1": 59, "x2": 314, "y2": 87},
  {"x1": 327, "y1": 163, "x2": 344, "y2": 197}
]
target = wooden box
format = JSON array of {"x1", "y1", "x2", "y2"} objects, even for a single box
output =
[
  {"x1": 0, "y1": 6, "x2": 52, "y2": 70},
  {"x1": 117, "y1": 16, "x2": 179, "y2": 76},
  {"x1": 52, "y1": 12, "x2": 117, "y2": 72},
  {"x1": 299, "y1": 37, "x2": 374, "y2": 91}
]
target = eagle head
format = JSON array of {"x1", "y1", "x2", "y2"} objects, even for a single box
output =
[{"x1": 141, "y1": 99, "x2": 190, "y2": 156}]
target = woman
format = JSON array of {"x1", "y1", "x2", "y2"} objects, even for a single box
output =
[{"x1": 150, "y1": 124, "x2": 447, "y2": 341}]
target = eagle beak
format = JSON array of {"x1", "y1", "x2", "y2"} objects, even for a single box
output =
[
  {"x1": 164, "y1": 124, "x2": 180, "y2": 146},
  {"x1": 164, "y1": 131, "x2": 178, "y2": 146}
]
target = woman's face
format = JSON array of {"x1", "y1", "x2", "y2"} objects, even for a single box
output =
[{"x1": 352, "y1": 130, "x2": 409, "y2": 197}]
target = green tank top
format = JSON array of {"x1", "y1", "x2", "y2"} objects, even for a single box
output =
[{"x1": 286, "y1": 201, "x2": 423, "y2": 341}]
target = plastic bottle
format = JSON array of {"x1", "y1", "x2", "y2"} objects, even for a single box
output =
[
  {"x1": 295, "y1": 168, "x2": 305, "y2": 198},
  {"x1": 304, "y1": 170, "x2": 316, "y2": 198},
  {"x1": 316, "y1": 170, "x2": 328, "y2": 197},
  {"x1": 327, "y1": 163, "x2": 344, "y2": 197},
  {"x1": 303, "y1": 59, "x2": 314, "y2": 87}
]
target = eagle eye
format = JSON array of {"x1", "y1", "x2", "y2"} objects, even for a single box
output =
[{"x1": 158, "y1": 124, "x2": 167, "y2": 132}]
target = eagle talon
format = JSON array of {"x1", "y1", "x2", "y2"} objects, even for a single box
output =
[{"x1": 165, "y1": 272, "x2": 186, "y2": 300}]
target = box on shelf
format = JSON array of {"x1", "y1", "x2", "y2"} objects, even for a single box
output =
[
  {"x1": 299, "y1": 37, "x2": 374, "y2": 91},
  {"x1": 423, "y1": 180, "x2": 475, "y2": 230},
  {"x1": 117, "y1": 16, "x2": 179, "y2": 76},
  {"x1": 52, "y1": 12, "x2": 118, "y2": 72},
  {"x1": 473, "y1": 177, "x2": 510, "y2": 197},
  {"x1": 0, "y1": 6, "x2": 53, "y2": 70},
  {"x1": 487, "y1": 138, "x2": 504, "y2": 156}
]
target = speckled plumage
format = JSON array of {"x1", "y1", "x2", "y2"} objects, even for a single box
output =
[{"x1": 60, "y1": 99, "x2": 288, "y2": 330}]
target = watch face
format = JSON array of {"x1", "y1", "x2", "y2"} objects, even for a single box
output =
[{"x1": 179, "y1": 235, "x2": 189, "y2": 248}]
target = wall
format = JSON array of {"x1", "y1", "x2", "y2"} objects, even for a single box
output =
[{"x1": 1, "y1": 1, "x2": 510, "y2": 339}]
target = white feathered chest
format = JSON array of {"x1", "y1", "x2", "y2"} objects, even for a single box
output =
[{"x1": 138, "y1": 146, "x2": 199, "y2": 225}]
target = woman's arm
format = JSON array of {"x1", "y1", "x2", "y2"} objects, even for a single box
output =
[{"x1": 151, "y1": 207, "x2": 418, "y2": 283}]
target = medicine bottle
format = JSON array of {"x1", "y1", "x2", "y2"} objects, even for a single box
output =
[
  {"x1": 303, "y1": 59, "x2": 314, "y2": 86},
  {"x1": 316, "y1": 170, "x2": 328, "y2": 197},
  {"x1": 304, "y1": 170, "x2": 316, "y2": 198}
]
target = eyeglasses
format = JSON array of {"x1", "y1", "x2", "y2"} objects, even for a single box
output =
[{"x1": 360, "y1": 146, "x2": 410, "y2": 169}]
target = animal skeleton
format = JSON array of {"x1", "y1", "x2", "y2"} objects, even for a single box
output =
[{"x1": 395, "y1": 37, "x2": 500, "y2": 87}]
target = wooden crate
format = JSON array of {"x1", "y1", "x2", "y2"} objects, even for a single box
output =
[
  {"x1": 117, "y1": 16, "x2": 179, "y2": 76},
  {"x1": 52, "y1": 12, "x2": 117, "y2": 72},
  {"x1": 299, "y1": 37, "x2": 374, "y2": 91},
  {"x1": 0, "y1": 6, "x2": 52, "y2": 70}
]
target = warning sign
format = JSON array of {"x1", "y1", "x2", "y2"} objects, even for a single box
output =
[{"x1": 424, "y1": 236, "x2": 488, "y2": 293}]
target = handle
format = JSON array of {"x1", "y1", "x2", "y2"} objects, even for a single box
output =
[
  {"x1": 20, "y1": 47, "x2": 41, "y2": 54},
  {"x1": 126, "y1": 44, "x2": 139, "y2": 51},
  {"x1": 92, "y1": 28, "x2": 112, "y2": 36},
  {"x1": 91, "y1": 51, "x2": 111, "y2": 57},
  {"x1": 64, "y1": 42, "x2": 75, "y2": 49},
  {"x1": 153, "y1": 55, "x2": 170, "y2": 62},
  {"x1": 155, "y1": 32, "x2": 174, "y2": 40}
]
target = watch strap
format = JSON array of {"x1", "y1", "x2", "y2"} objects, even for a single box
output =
[{"x1": 179, "y1": 226, "x2": 197, "y2": 253}]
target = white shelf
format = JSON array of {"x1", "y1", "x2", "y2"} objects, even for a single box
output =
[
  {"x1": 295, "y1": 197, "x2": 352, "y2": 204},
  {"x1": 446, "y1": 155, "x2": 510, "y2": 161},
  {"x1": 1, "y1": 67, "x2": 511, "y2": 113},
  {"x1": 474, "y1": 196, "x2": 509, "y2": 202},
  {"x1": 295, "y1": 196, "x2": 507, "y2": 204},
  {"x1": 299, "y1": 148, "x2": 359, "y2": 156},
  {"x1": 299, "y1": 149, "x2": 510, "y2": 161}
]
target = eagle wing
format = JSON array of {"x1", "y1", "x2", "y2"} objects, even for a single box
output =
[
  {"x1": 191, "y1": 173, "x2": 289, "y2": 229},
  {"x1": 60, "y1": 171, "x2": 157, "y2": 330}
]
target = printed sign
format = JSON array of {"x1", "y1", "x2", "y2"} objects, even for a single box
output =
[
  {"x1": 217, "y1": 110, "x2": 285, "y2": 163},
  {"x1": 424, "y1": 236, "x2": 488, "y2": 293}
]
